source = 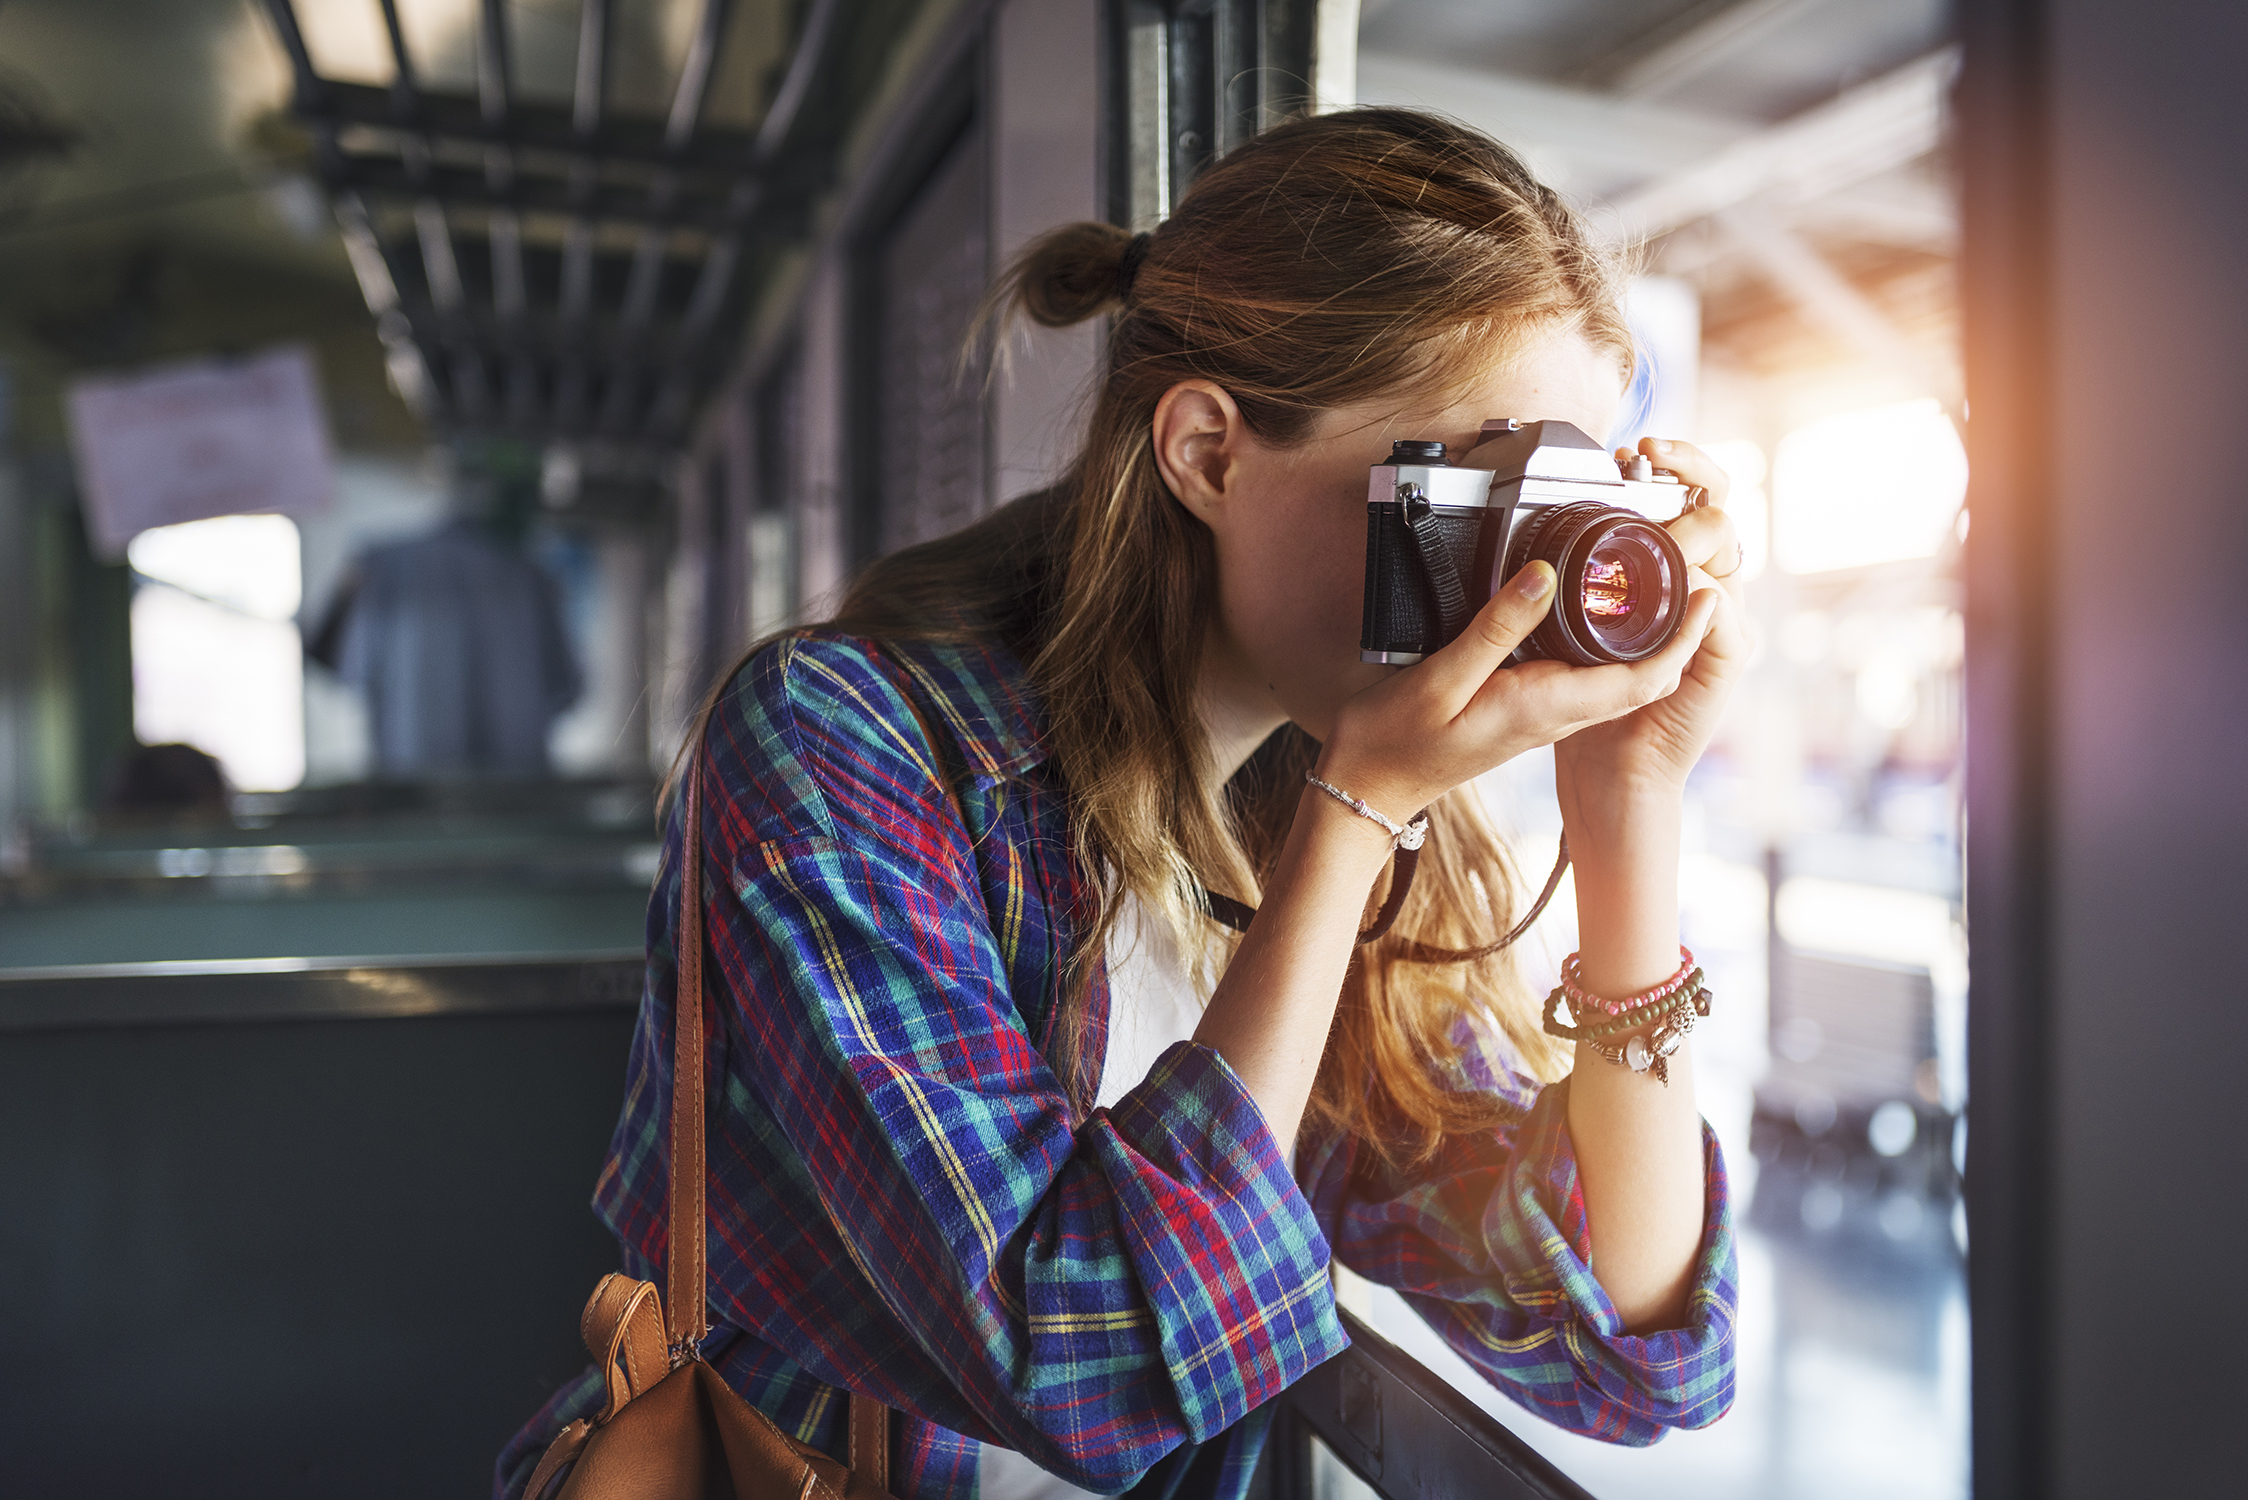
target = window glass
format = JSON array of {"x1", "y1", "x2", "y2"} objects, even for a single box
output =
[
  {"x1": 1356, "y1": 3, "x2": 1967, "y2": 1496},
  {"x1": 128, "y1": 514, "x2": 305, "y2": 792}
]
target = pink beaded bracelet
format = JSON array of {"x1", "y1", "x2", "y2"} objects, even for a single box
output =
[{"x1": 1560, "y1": 947, "x2": 1697, "y2": 1017}]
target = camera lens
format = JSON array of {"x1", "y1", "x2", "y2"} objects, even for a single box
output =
[{"x1": 1504, "y1": 504, "x2": 1687, "y2": 665}]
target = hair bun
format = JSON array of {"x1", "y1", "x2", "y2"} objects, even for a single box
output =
[
  {"x1": 1113, "y1": 232, "x2": 1153, "y2": 301},
  {"x1": 1003, "y1": 221, "x2": 1146, "y2": 329}
]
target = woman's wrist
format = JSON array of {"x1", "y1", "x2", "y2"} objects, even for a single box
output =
[
  {"x1": 1307, "y1": 738, "x2": 1431, "y2": 849},
  {"x1": 1553, "y1": 739, "x2": 1691, "y2": 814},
  {"x1": 1292, "y1": 778, "x2": 1410, "y2": 876},
  {"x1": 1561, "y1": 782, "x2": 1683, "y2": 999},
  {"x1": 1557, "y1": 777, "x2": 1683, "y2": 861}
]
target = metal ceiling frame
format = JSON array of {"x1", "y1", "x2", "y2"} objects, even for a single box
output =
[
  {"x1": 258, "y1": 0, "x2": 845, "y2": 456},
  {"x1": 1105, "y1": 0, "x2": 1320, "y2": 231}
]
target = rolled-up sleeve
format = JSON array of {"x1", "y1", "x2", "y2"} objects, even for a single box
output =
[
  {"x1": 1299, "y1": 1058, "x2": 1737, "y2": 1445},
  {"x1": 697, "y1": 638, "x2": 1347, "y2": 1493}
]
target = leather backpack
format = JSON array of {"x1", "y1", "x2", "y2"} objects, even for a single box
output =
[{"x1": 524, "y1": 757, "x2": 900, "y2": 1500}]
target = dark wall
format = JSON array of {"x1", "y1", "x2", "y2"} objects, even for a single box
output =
[
  {"x1": 1962, "y1": 2, "x2": 2248, "y2": 1495},
  {"x1": 0, "y1": 1009, "x2": 636, "y2": 1497}
]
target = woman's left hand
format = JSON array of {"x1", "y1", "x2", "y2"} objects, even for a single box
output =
[{"x1": 1553, "y1": 438, "x2": 1755, "y2": 800}]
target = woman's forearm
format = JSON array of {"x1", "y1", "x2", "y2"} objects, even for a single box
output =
[
  {"x1": 1193, "y1": 760, "x2": 1709, "y2": 1333},
  {"x1": 1192, "y1": 786, "x2": 1395, "y2": 1151},
  {"x1": 1558, "y1": 784, "x2": 1708, "y2": 1332}
]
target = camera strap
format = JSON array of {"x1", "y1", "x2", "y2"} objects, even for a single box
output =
[
  {"x1": 1198, "y1": 835, "x2": 1571, "y2": 961},
  {"x1": 1403, "y1": 495, "x2": 1471, "y2": 643}
]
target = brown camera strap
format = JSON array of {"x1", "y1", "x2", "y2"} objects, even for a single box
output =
[
  {"x1": 672, "y1": 754, "x2": 891, "y2": 1491},
  {"x1": 669, "y1": 756, "x2": 712, "y2": 1359},
  {"x1": 1196, "y1": 834, "x2": 1571, "y2": 963}
]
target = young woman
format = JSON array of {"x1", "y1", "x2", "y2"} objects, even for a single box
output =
[{"x1": 501, "y1": 107, "x2": 1745, "y2": 1500}]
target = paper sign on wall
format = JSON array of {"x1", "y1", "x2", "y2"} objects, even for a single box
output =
[{"x1": 66, "y1": 344, "x2": 335, "y2": 558}]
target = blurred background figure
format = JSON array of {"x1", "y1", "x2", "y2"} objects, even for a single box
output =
[{"x1": 311, "y1": 443, "x2": 581, "y2": 778}]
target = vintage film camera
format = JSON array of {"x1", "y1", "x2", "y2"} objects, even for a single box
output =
[{"x1": 1360, "y1": 418, "x2": 1705, "y2": 668}]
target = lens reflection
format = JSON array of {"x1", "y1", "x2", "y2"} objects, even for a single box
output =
[{"x1": 1582, "y1": 554, "x2": 1638, "y2": 620}]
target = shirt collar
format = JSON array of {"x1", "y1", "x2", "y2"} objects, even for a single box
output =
[{"x1": 883, "y1": 637, "x2": 1049, "y2": 784}]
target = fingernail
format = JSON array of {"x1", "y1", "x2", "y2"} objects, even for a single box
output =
[
  {"x1": 1651, "y1": 438, "x2": 1672, "y2": 451},
  {"x1": 1515, "y1": 561, "x2": 1554, "y2": 600}
]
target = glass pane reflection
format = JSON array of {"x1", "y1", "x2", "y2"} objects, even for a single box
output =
[{"x1": 1306, "y1": 1433, "x2": 1379, "y2": 1500}]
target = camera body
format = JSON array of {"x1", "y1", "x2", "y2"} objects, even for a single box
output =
[{"x1": 1361, "y1": 418, "x2": 1699, "y2": 668}]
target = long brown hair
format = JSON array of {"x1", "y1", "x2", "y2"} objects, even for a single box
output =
[{"x1": 703, "y1": 108, "x2": 1632, "y2": 1171}]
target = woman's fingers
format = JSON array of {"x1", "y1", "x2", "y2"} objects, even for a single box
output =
[
  {"x1": 1334, "y1": 581, "x2": 1730, "y2": 806},
  {"x1": 1618, "y1": 586, "x2": 1721, "y2": 703},
  {"x1": 1619, "y1": 436, "x2": 1731, "y2": 510},
  {"x1": 1666, "y1": 507, "x2": 1749, "y2": 608},
  {"x1": 1413, "y1": 559, "x2": 1558, "y2": 705},
  {"x1": 1667, "y1": 585, "x2": 1731, "y2": 677},
  {"x1": 1461, "y1": 586, "x2": 1720, "y2": 741},
  {"x1": 1685, "y1": 578, "x2": 1753, "y2": 679},
  {"x1": 1664, "y1": 506, "x2": 1740, "y2": 577}
]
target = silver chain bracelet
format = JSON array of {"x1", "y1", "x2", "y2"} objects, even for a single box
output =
[{"x1": 1304, "y1": 771, "x2": 1430, "y2": 851}]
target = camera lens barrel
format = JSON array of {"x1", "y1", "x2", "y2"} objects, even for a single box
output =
[{"x1": 1503, "y1": 503, "x2": 1689, "y2": 666}]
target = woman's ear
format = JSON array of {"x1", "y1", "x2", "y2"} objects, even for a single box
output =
[{"x1": 1151, "y1": 380, "x2": 1245, "y2": 524}]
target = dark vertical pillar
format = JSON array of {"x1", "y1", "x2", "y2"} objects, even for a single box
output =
[
  {"x1": 1957, "y1": 2, "x2": 2054, "y2": 1494},
  {"x1": 0, "y1": 363, "x2": 31, "y2": 837},
  {"x1": 1962, "y1": 2, "x2": 2248, "y2": 1495},
  {"x1": 69, "y1": 505, "x2": 135, "y2": 805}
]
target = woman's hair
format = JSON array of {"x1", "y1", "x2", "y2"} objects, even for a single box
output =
[{"x1": 707, "y1": 108, "x2": 1632, "y2": 1171}]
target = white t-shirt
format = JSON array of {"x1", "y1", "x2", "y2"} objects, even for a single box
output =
[{"x1": 978, "y1": 893, "x2": 1206, "y2": 1500}]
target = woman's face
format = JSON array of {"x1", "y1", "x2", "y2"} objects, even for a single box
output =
[{"x1": 1155, "y1": 324, "x2": 1628, "y2": 753}]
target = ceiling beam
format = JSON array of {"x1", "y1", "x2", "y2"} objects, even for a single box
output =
[
  {"x1": 1605, "y1": 47, "x2": 1957, "y2": 242},
  {"x1": 1589, "y1": 0, "x2": 1833, "y2": 99},
  {"x1": 257, "y1": 0, "x2": 853, "y2": 450},
  {"x1": 306, "y1": 82, "x2": 765, "y2": 178},
  {"x1": 1355, "y1": 50, "x2": 1748, "y2": 191},
  {"x1": 1720, "y1": 205, "x2": 1959, "y2": 408},
  {"x1": 376, "y1": 0, "x2": 416, "y2": 115}
]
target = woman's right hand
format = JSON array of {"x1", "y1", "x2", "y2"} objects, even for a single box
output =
[{"x1": 1317, "y1": 560, "x2": 1720, "y2": 821}]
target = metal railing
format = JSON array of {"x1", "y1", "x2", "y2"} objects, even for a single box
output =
[
  {"x1": 0, "y1": 950, "x2": 642, "y2": 1032},
  {"x1": 1268, "y1": 1310, "x2": 1594, "y2": 1500}
]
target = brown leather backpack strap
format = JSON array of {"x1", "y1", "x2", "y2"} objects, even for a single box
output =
[
  {"x1": 849, "y1": 1392, "x2": 891, "y2": 1494},
  {"x1": 676, "y1": 731, "x2": 896, "y2": 1488},
  {"x1": 579, "y1": 1272, "x2": 670, "y2": 1421},
  {"x1": 521, "y1": 1418, "x2": 591, "y2": 1500},
  {"x1": 669, "y1": 755, "x2": 711, "y2": 1360}
]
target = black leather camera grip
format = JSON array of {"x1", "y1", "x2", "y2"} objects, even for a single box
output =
[{"x1": 1402, "y1": 496, "x2": 1471, "y2": 645}]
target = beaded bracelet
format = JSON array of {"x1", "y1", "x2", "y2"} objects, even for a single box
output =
[
  {"x1": 1541, "y1": 968, "x2": 1707, "y2": 1042},
  {"x1": 1582, "y1": 1002, "x2": 1701, "y2": 1086},
  {"x1": 1574, "y1": 978, "x2": 1708, "y2": 1042},
  {"x1": 1561, "y1": 947, "x2": 1697, "y2": 1017},
  {"x1": 1583, "y1": 970, "x2": 1711, "y2": 1039}
]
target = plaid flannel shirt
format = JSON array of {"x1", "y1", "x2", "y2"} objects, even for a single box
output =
[{"x1": 497, "y1": 632, "x2": 1737, "y2": 1500}]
